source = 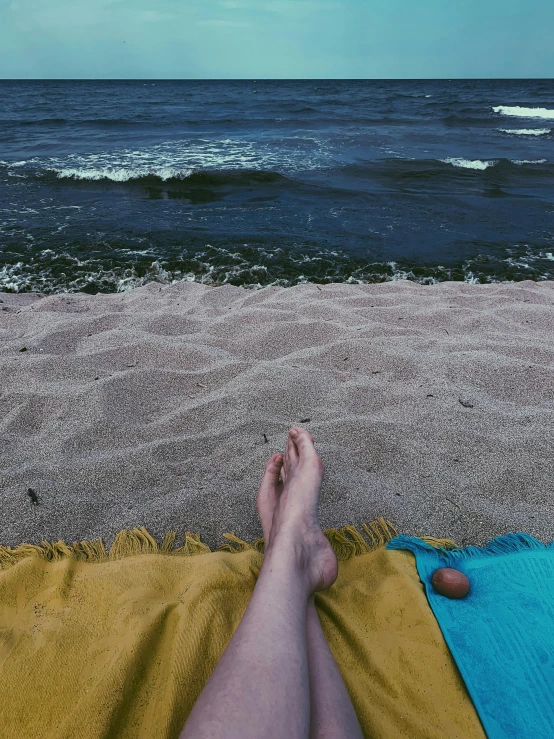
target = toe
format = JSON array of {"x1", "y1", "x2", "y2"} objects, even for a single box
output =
[
  {"x1": 286, "y1": 430, "x2": 299, "y2": 463},
  {"x1": 257, "y1": 453, "x2": 284, "y2": 539},
  {"x1": 264, "y1": 452, "x2": 283, "y2": 480},
  {"x1": 289, "y1": 427, "x2": 316, "y2": 455}
]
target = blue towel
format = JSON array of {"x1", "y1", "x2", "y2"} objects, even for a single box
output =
[{"x1": 387, "y1": 534, "x2": 554, "y2": 739}]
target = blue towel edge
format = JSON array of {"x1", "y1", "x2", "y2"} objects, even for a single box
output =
[{"x1": 386, "y1": 532, "x2": 554, "y2": 566}]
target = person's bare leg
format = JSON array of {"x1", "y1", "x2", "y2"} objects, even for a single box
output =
[
  {"x1": 181, "y1": 427, "x2": 338, "y2": 739},
  {"x1": 305, "y1": 598, "x2": 364, "y2": 739},
  {"x1": 259, "y1": 440, "x2": 364, "y2": 739}
]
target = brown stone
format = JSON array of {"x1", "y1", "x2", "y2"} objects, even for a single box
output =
[{"x1": 431, "y1": 568, "x2": 470, "y2": 599}]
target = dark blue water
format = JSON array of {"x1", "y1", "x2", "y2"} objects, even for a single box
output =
[{"x1": 1, "y1": 79, "x2": 553, "y2": 293}]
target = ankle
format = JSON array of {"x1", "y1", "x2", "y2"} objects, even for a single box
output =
[{"x1": 262, "y1": 538, "x2": 314, "y2": 591}]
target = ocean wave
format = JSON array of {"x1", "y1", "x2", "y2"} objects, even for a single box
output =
[
  {"x1": 5, "y1": 156, "x2": 553, "y2": 193},
  {"x1": 52, "y1": 166, "x2": 195, "y2": 182},
  {"x1": 511, "y1": 159, "x2": 547, "y2": 165},
  {"x1": 437, "y1": 157, "x2": 549, "y2": 173},
  {"x1": 441, "y1": 158, "x2": 495, "y2": 170},
  {"x1": 493, "y1": 106, "x2": 554, "y2": 120},
  {"x1": 3, "y1": 136, "x2": 333, "y2": 183},
  {"x1": 499, "y1": 128, "x2": 551, "y2": 136},
  {"x1": 44, "y1": 168, "x2": 289, "y2": 187}
]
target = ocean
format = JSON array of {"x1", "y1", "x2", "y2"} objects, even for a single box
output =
[{"x1": 1, "y1": 78, "x2": 553, "y2": 293}]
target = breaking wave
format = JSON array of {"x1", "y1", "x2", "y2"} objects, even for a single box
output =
[
  {"x1": 499, "y1": 128, "x2": 551, "y2": 136},
  {"x1": 512, "y1": 159, "x2": 547, "y2": 165},
  {"x1": 1, "y1": 136, "x2": 334, "y2": 184},
  {"x1": 53, "y1": 166, "x2": 196, "y2": 182},
  {"x1": 493, "y1": 106, "x2": 554, "y2": 120},
  {"x1": 440, "y1": 157, "x2": 549, "y2": 171},
  {"x1": 441, "y1": 158, "x2": 495, "y2": 170}
]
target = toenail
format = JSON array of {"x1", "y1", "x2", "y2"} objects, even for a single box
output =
[{"x1": 290, "y1": 428, "x2": 298, "y2": 436}]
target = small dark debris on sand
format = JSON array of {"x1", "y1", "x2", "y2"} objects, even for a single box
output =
[
  {"x1": 300, "y1": 418, "x2": 311, "y2": 423},
  {"x1": 458, "y1": 399, "x2": 474, "y2": 408},
  {"x1": 263, "y1": 433, "x2": 268, "y2": 443},
  {"x1": 19, "y1": 347, "x2": 27, "y2": 352},
  {"x1": 27, "y1": 488, "x2": 39, "y2": 505}
]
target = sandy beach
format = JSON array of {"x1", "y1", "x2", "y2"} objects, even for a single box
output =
[{"x1": 1, "y1": 279, "x2": 553, "y2": 549}]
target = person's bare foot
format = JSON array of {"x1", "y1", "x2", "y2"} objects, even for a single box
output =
[{"x1": 256, "y1": 427, "x2": 338, "y2": 594}]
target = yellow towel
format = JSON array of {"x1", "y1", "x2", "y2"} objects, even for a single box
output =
[{"x1": 0, "y1": 523, "x2": 485, "y2": 739}]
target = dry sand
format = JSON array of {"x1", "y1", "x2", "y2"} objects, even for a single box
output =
[{"x1": 1, "y1": 279, "x2": 553, "y2": 549}]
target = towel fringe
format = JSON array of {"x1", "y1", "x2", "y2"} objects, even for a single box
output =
[
  {"x1": 388, "y1": 532, "x2": 554, "y2": 565},
  {"x1": 421, "y1": 537, "x2": 458, "y2": 550},
  {"x1": 0, "y1": 518, "x2": 397, "y2": 570},
  {"x1": 219, "y1": 533, "x2": 252, "y2": 553},
  {"x1": 174, "y1": 533, "x2": 211, "y2": 556}
]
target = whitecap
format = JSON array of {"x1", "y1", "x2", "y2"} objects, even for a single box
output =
[
  {"x1": 54, "y1": 166, "x2": 195, "y2": 182},
  {"x1": 499, "y1": 128, "x2": 550, "y2": 136},
  {"x1": 441, "y1": 158, "x2": 496, "y2": 170},
  {"x1": 493, "y1": 106, "x2": 554, "y2": 120},
  {"x1": 511, "y1": 159, "x2": 547, "y2": 165}
]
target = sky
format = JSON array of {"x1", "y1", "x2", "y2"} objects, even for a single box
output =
[{"x1": 0, "y1": 0, "x2": 553, "y2": 79}]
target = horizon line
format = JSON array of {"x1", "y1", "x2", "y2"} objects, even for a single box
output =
[{"x1": 1, "y1": 76, "x2": 553, "y2": 82}]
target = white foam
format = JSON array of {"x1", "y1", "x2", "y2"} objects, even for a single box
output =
[
  {"x1": 499, "y1": 128, "x2": 550, "y2": 136},
  {"x1": 511, "y1": 159, "x2": 547, "y2": 165},
  {"x1": 55, "y1": 166, "x2": 195, "y2": 182},
  {"x1": 493, "y1": 106, "x2": 554, "y2": 120},
  {"x1": 441, "y1": 158, "x2": 496, "y2": 170}
]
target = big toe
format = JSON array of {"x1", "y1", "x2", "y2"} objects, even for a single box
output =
[
  {"x1": 290, "y1": 428, "x2": 323, "y2": 467},
  {"x1": 256, "y1": 453, "x2": 283, "y2": 539},
  {"x1": 290, "y1": 426, "x2": 317, "y2": 454}
]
